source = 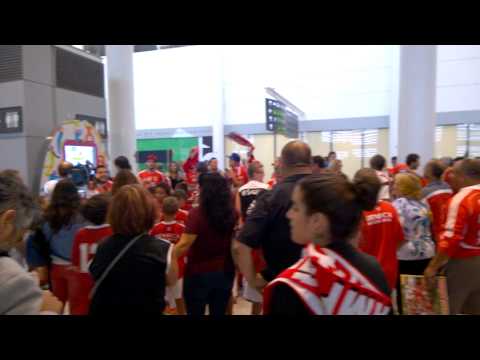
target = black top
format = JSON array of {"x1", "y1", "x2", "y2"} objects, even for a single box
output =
[
  {"x1": 238, "y1": 173, "x2": 309, "y2": 281},
  {"x1": 268, "y1": 242, "x2": 391, "y2": 315},
  {"x1": 169, "y1": 176, "x2": 184, "y2": 190},
  {"x1": 89, "y1": 233, "x2": 171, "y2": 315}
]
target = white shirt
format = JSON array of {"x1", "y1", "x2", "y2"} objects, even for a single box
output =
[{"x1": 376, "y1": 170, "x2": 391, "y2": 201}]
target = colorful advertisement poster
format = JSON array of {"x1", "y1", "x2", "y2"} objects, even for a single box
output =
[{"x1": 400, "y1": 275, "x2": 449, "y2": 315}]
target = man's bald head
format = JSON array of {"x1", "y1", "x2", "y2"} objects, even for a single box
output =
[
  {"x1": 280, "y1": 140, "x2": 312, "y2": 168},
  {"x1": 455, "y1": 159, "x2": 480, "y2": 180},
  {"x1": 58, "y1": 161, "x2": 73, "y2": 178}
]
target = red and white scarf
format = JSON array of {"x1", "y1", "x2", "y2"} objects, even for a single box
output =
[{"x1": 263, "y1": 244, "x2": 391, "y2": 315}]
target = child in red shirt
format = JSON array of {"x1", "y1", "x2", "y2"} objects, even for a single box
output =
[
  {"x1": 173, "y1": 188, "x2": 191, "y2": 213},
  {"x1": 69, "y1": 194, "x2": 112, "y2": 315},
  {"x1": 174, "y1": 184, "x2": 193, "y2": 212},
  {"x1": 149, "y1": 182, "x2": 171, "y2": 222},
  {"x1": 150, "y1": 196, "x2": 186, "y2": 315}
]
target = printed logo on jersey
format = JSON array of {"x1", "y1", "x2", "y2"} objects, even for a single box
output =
[{"x1": 365, "y1": 211, "x2": 393, "y2": 226}]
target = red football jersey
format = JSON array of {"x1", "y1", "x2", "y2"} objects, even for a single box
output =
[
  {"x1": 424, "y1": 189, "x2": 453, "y2": 242},
  {"x1": 359, "y1": 201, "x2": 404, "y2": 290},
  {"x1": 69, "y1": 224, "x2": 113, "y2": 315},
  {"x1": 150, "y1": 221, "x2": 186, "y2": 277},
  {"x1": 138, "y1": 169, "x2": 169, "y2": 188},
  {"x1": 439, "y1": 184, "x2": 480, "y2": 258},
  {"x1": 160, "y1": 210, "x2": 188, "y2": 226}
]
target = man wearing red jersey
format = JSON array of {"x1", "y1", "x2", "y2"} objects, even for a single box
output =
[
  {"x1": 442, "y1": 157, "x2": 465, "y2": 194},
  {"x1": 69, "y1": 194, "x2": 112, "y2": 315},
  {"x1": 356, "y1": 169, "x2": 405, "y2": 291},
  {"x1": 425, "y1": 159, "x2": 480, "y2": 314},
  {"x1": 95, "y1": 165, "x2": 113, "y2": 193},
  {"x1": 138, "y1": 154, "x2": 170, "y2": 189},
  {"x1": 387, "y1": 156, "x2": 398, "y2": 177},
  {"x1": 421, "y1": 160, "x2": 453, "y2": 243},
  {"x1": 182, "y1": 148, "x2": 199, "y2": 203},
  {"x1": 151, "y1": 197, "x2": 186, "y2": 315},
  {"x1": 226, "y1": 153, "x2": 248, "y2": 190}
]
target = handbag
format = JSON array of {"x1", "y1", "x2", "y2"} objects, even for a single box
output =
[{"x1": 89, "y1": 233, "x2": 145, "y2": 300}]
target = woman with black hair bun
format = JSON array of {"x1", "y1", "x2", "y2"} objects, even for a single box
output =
[
  {"x1": 174, "y1": 172, "x2": 237, "y2": 315},
  {"x1": 263, "y1": 173, "x2": 392, "y2": 315}
]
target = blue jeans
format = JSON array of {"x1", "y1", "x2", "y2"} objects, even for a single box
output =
[{"x1": 183, "y1": 271, "x2": 235, "y2": 316}]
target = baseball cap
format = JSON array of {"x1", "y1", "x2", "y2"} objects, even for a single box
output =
[{"x1": 228, "y1": 153, "x2": 241, "y2": 162}]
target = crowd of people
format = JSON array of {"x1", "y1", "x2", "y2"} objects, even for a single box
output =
[{"x1": 1, "y1": 142, "x2": 480, "y2": 315}]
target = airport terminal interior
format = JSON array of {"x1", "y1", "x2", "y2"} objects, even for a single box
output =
[{"x1": 1, "y1": 45, "x2": 480, "y2": 315}]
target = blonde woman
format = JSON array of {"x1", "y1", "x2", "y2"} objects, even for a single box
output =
[{"x1": 392, "y1": 173, "x2": 435, "y2": 313}]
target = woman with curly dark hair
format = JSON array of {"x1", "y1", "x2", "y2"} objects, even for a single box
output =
[
  {"x1": 26, "y1": 179, "x2": 85, "y2": 307},
  {"x1": 174, "y1": 172, "x2": 237, "y2": 315}
]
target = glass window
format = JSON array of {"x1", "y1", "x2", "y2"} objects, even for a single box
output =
[
  {"x1": 456, "y1": 124, "x2": 468, "y2": 157},
  {"x1": 332, "y1": 130, "x2": 362, "y2": 178},
  {"x1": 304, "y1": 131, "x2": 332, "y2": 157},
  {"x1": 469, "y1": 124, "x2": 480, "y2": 157}
]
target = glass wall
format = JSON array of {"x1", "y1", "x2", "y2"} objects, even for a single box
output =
[
  {"x1": 224, "y1": 128, "x2": 390, "y2": 180},
  {"x1": 434, "y1": 124, "x2": 480, "y2": 159},
  {"x1": 306, "y1": 128, "x2": 390, "y2": 178}
]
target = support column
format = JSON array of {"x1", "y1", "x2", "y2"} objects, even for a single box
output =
[
  {"x1": 214, "y1": 46, "x2": 226, "y2": 170},
  {"x1": 390, "y1": 45, "x2": 437, "y2": 165},
  {"x1": 105, "y1": 45, "x2": 137, "y2": 174}
]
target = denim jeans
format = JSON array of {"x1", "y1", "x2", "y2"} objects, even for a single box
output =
[{"x1": 183, "y1": 271, "x2": 235, "y2": 315}]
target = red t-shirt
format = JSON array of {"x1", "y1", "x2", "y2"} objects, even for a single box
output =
[
  {"x1": 69, "y1": 224, "x2": 113, "y2": 315},
  {"x1": 150, "y1": 221, "x2": 186, "y2": 277},
  {"x1": 184, "y1": 207, "x2": 235, "y2": 276},
  {"x1": 359, "y1": 201, "x2": 404, "y2": 290}
]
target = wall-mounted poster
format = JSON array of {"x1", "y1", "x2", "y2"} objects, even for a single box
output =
[
  {"x1": 400, "y1": 275, "x2": 449, "y2": 315},
  {"x1": 0, "y1": 107, "x2": 22, "y2": 133},
  {"x1": 76, "y1": 114, "x2": 107, "y2": 139}
]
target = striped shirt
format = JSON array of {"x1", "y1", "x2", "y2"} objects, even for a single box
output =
[{"x1": 438, "y1": 184, "x2": 480, "y2": 258}]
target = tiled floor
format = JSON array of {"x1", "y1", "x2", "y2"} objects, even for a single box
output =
[
  {"x1": 233, "y1": 297, "x2": 255, "y2": 315},
  {"x1": 64, "y1": 297, "x2": 256, "y2": 315}
]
